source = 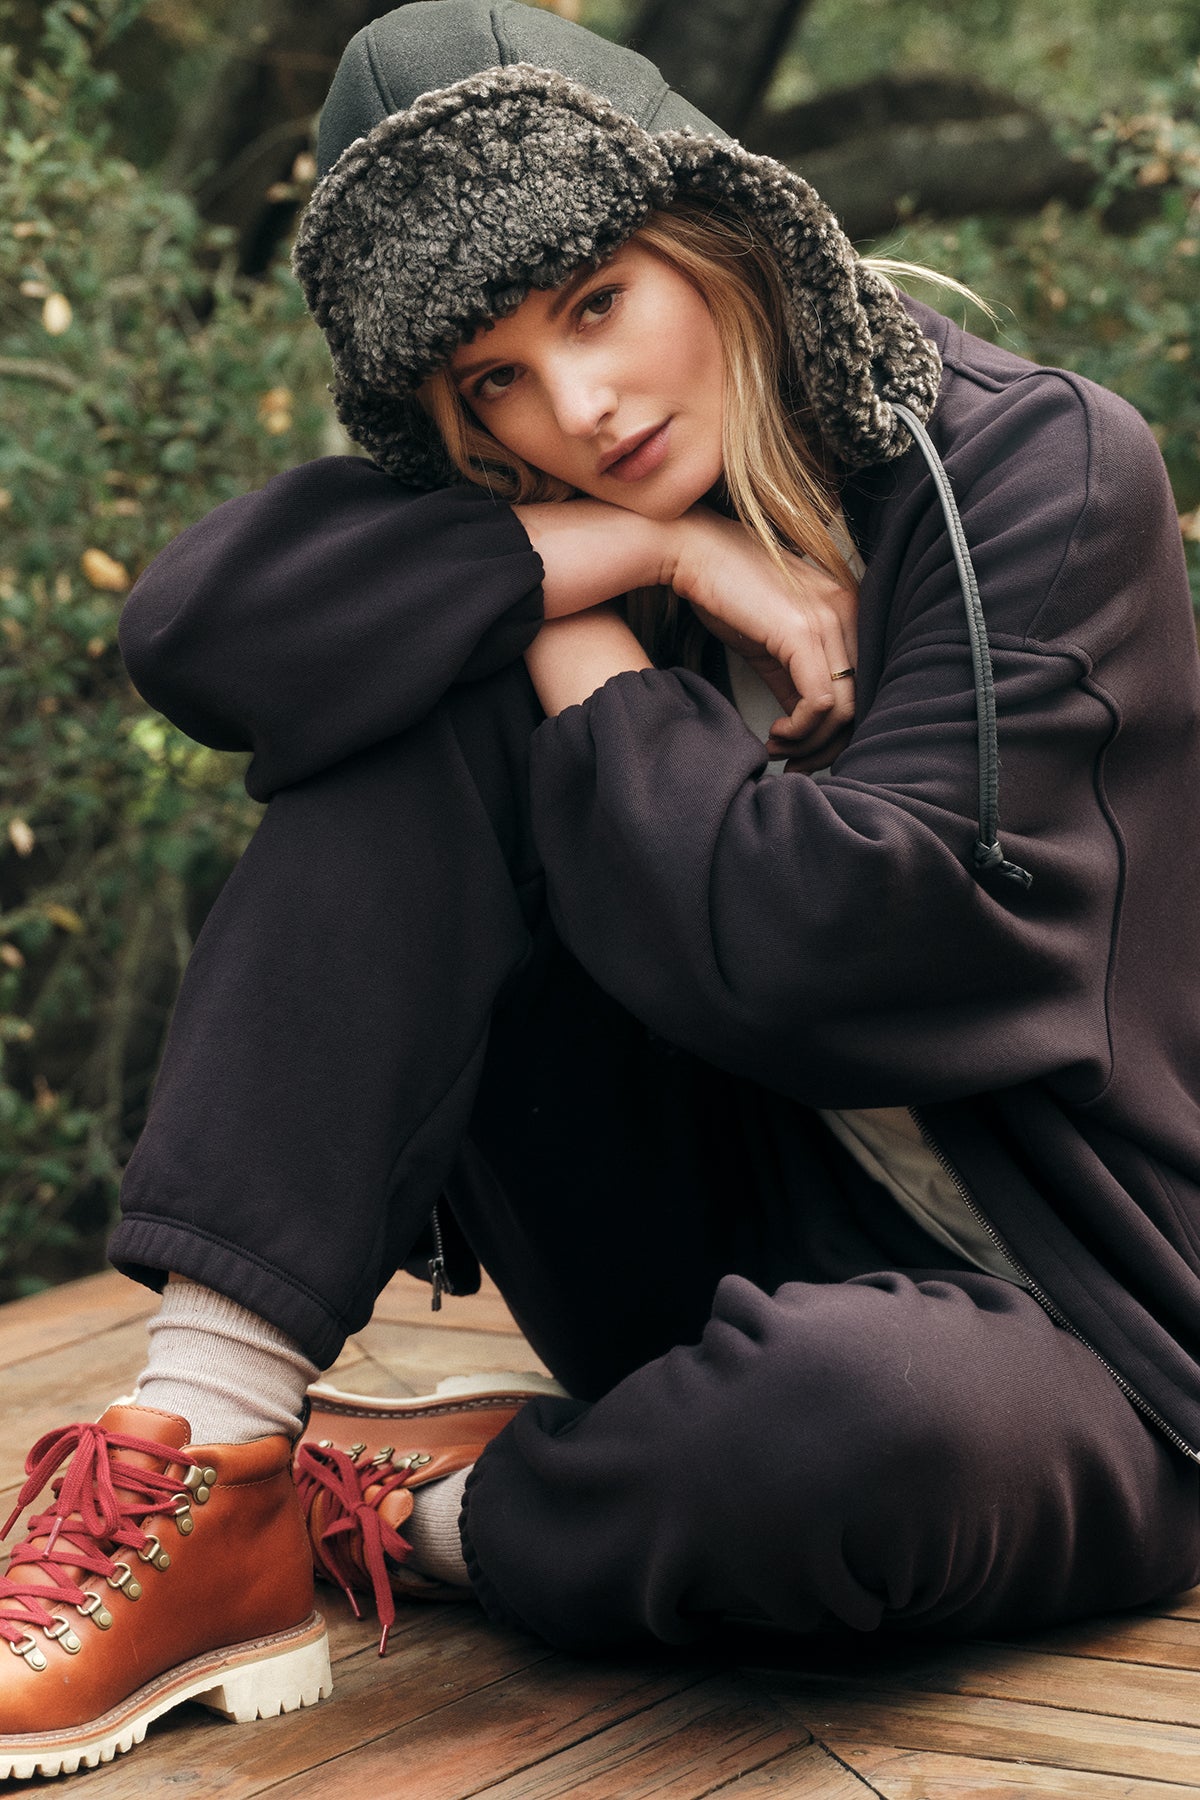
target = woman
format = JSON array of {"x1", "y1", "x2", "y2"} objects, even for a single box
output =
[{"x1": 3, "y1": 0, "x2": 1200, "y2": 1778}]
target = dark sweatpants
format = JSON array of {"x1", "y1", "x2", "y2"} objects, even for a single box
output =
[{"x1": 111, "y1": 659, "x2": 1200, "y2": 1649}]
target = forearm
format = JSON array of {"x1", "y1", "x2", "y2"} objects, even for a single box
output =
[
  {"x1": 523, "y1": 605, "x2": 652, "y2": 717},
  {"x1": 514, "y1": 500, "x2": 678, "y2": 618}
]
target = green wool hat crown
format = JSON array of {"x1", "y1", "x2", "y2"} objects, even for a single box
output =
[{"x1": 293, "y1": 0, "x2": 941, "y2": 488}]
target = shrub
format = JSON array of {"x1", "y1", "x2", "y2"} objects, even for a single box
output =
[{"x1": 0, "y1": 0, "x2": 331, "y2": 1295}]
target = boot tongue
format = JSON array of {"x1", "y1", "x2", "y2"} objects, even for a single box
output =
[
  {"x1": 95, "y1": 1402, "x2": 190, "y2": 1457},
  {"x1": 367, "y1": 1485, "x2": 415, "y2": 1536},
  {"x1": 1, "y1": 1404, "x2": 192, "y2": 1613}
]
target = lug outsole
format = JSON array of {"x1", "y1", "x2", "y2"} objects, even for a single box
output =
[{"x1": 0, "y1": 1612, "x2": 331, "y2": 1779}]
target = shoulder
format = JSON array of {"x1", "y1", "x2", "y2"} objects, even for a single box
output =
[
  {"x1": 913, "y1": 298, "x2": 1162, "y2": 498},
  {"x1": 897, "y1": 300, "x2": 1185, "y2": 650}
]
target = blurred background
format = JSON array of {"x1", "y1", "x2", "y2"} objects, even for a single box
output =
[{"x1": 1, "y1": 0, "x2": 1198, "y2": 1299}]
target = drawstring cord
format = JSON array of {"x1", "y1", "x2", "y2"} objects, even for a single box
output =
[
  {"x1": 892, "y1": 403, "x2": 1033, "y2": 892},
  {"x1": 294, "y1": 1442, "x2": 414, "y2": 1656}
]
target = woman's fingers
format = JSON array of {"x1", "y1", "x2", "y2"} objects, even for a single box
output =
[
  {"x1": 762, "y1": 617, "x2": 857, "y2": 752},
  {"x1": 782, "y1": 723, "x2": 854, "y2": 774}
]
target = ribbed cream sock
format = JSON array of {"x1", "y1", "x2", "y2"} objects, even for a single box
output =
[
  {"x1": 404, "y1": 1465, "x2": 472, "y2": 1588},
  {"x1": 133, "y1": 1274, "x2": 320, "y2": 1445}
]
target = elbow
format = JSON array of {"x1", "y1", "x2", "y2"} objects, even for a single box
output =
[{"x1": 117, "y1": 569, "x2": 249, "y2": 753}]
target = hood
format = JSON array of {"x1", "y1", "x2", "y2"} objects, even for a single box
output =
[{"x1": 293, "y1": 0, "x2": 942, "y2": 488}]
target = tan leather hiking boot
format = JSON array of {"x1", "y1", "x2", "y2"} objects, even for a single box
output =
[
  {"x1": 296, "y1": 1372, "x2": 564, "y2": 1653},
  {"x1": 0, "y1": 1402, "x2": 330, "y2": 1779}
]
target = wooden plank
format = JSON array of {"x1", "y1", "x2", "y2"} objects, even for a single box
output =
[
  {"x1": 838, "y1": 1743, "x2": 1200, "y2": 1799},
  {"x1": 465, "y1": 1675, "x2": 809, "y2": 1799},
  {"x1": 1152, "y1": 1588, "x2": 1200, "y2": 1622},
  {"x1": 762, "y1": 1680, "x2": 1200, "y2": 1786},
  {"x1": 1030, "y1": 1613, "x2": 1200, "y2": 1672},
  {"x1": 266, "y1": 1655, "x2": 715, "y2": 1798},
  {"x1": 708, "y1": 1741, "x2": 884, "y2": 1797},
  {"x1": 844, "y1": 1642, "x2": 1200, "y2": 1727},
  {"x1": 0, "y1": 1269, "x2": 154, "y2": 1373},
  {"x1": 0, "y1": 1318, "x2": 154, "y2": 1477},
  {"x1": 371, "y1": 1271, "x2": 527, "y2": 1338}
]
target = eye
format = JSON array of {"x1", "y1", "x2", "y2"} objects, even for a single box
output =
[
  {"x1": 473, "y1": 364, "x2": 518, "y2": 401},
  {"x1": 580, "y1": 286, "x2": 618, "y2": 322}
]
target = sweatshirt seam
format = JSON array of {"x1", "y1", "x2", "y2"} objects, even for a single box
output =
[
  {"x1": 1021, "y1": 372, "x2": 1097, "y2": 645},
  {"x1": 1144, "y1": 1162, "x2": 1200, "y2": 1266},
  {"x1": 1071, "y1": 672, "x2": 1126, "y2": 1108}
]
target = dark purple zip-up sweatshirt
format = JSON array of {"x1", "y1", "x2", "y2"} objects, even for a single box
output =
[{"x1": 118, "y1": 300, "x2": 1200, "y2": 1460}]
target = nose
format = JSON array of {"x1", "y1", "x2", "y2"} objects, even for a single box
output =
[{"x1": 545, "y1": 360, "x2": 617, "y2": 440}]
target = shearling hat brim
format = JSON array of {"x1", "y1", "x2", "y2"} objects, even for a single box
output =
[{"x1": 293, "y1": 63, "x2": 941, "y2": 487}]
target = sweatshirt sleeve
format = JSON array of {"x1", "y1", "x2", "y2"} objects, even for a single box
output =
[
  {"x1": 117, "y1": 457, "x2": 545, "y2": 800},
  {"x1": 527, "y1": 374, "x2": 1177, "y2": 1109}
]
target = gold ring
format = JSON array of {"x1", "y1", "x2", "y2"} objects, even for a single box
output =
[{"x1": 830, "y1": 667, "x2": 856, "y2": 681}]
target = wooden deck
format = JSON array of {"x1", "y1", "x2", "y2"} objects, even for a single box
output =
[{"x1": 4, "y1": 1270, "x2": 1200, "y2": 1797}]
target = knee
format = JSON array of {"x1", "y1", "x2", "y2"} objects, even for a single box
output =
[{"x1": 687, "y1": 1273, "x2": 996, "y2": 1550}]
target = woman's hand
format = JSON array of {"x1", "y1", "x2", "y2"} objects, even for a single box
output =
[
  {"x1": 666, "y1": 507, "x2": 859, "y2": 770},
  {"x1": 513, "y1": 495, "x2": 860, "y2": 770}
]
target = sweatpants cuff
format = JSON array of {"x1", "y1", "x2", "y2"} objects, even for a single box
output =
[
  {"x1": 459, "y1": 1439, "x2": 541, "y2": 1637},
  {"x1": 108, "y1": 1214, "x2": 351, "y2": 1369}
]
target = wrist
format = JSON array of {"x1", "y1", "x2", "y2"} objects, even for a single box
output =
[
  {"x1": 523, "y1": 604, "x2": 652, "y2": 717},
  {"x1": 513, "y1": 500, "x2": 678, "y2": 617}
]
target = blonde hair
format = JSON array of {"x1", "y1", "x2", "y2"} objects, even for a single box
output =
[{"x1": 421, "y1": 202, "x2": 964, "y2": 668}]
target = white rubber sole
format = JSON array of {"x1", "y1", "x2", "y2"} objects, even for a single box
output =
[
  {"x1": 306, "y1": 1370, "x2": 568, "y2": 1412},
  {"x1": 0, "y1": 1612, "x2": 331, "y2": 1780}
]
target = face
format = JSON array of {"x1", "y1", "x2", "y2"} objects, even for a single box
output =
[{"x1": 446, "y1": 241, "x2": 725, "y2": 520}]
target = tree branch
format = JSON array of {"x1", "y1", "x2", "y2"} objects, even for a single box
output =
[
  {"x1": 0, "y1": 357, "x2": 78, "y2": 392},
  {"x1": 745, "y1": 74, "x2": 1095, "y2": 239}
]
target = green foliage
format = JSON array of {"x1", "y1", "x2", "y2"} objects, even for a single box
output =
[
  {"x1": 772, "y1": 0, "x2": 1199, "y2": 119},
  {"x1": 866, "y1": 63, "x2": 1200, "y2": 601},
  {"x1": 0, "y1": 0, "x2": 331, "y2": 1296}
]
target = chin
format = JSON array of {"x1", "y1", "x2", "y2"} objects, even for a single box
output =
[{"x1": 624, "y1": 465, "x2": 726, "y2": 522}]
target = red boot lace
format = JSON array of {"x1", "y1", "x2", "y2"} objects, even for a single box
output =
[
  {"x1": 293, "y1": 1443, "x2": 416, "y2": 1656},
  {"x1": 0, "y1": 1423, "x2": 201, "y2": 1645}
]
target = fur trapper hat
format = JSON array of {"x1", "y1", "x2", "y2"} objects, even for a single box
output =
[{"x1": 294, "y1": 1, "x2": 941, "y2": 488}]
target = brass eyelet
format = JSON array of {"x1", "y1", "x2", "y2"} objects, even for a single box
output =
[
  {"x1": 8, "y1": 1634, "x2": 48, "y2": 1671},
  {"x1": 76, "y1": 1591, "x2": 113, "y2": 1629},
  {"x1": 183, "y1": 1464, "x2": 217, "y2": 1504},
  {"x1": 136, "y1": 1535, "x2": 170, "y2": 1570},
  {"x1": 348, "y1": 1443, "x2": 367, "y2": 1461},
  {"x1": 44, "y1": 1617, "x2": 81, "y2": 1654},
  {"x1": 370, "y1": 1446, "x2": 395, "y2": 1467},
  {"x1": 106, "y1": 1561, "x2": 142, "y2": 1600}
]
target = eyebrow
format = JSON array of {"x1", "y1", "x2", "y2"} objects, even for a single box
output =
[{"x1": 451, "y1": 262, "x2": 611, "y2": 385}]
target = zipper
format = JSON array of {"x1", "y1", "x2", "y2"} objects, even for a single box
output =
[
  {"x1": 909, "y1": 1106, "x2": 1200, "y2": 1464},
  {"x1": 428, "y1": 1200, "x2": 450, "y2": 1314}
]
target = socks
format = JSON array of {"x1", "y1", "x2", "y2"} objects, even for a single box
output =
[
  {"x1": 133, "y1": 1274, "x2": 320, "y2": 1445},
  {"x1": 404, "y1": 1465, "x2": 472, "y2": 1587}
]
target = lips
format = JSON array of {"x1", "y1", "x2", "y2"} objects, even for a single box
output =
[{"x1": 600, "y1": 421, "x2": 671, "y2": 482}]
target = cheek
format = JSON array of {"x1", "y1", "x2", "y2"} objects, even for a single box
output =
[{"x1": 470, "y1": 398, "x2": 560, "y2": 475}]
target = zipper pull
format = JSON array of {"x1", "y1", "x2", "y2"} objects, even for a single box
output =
[{"x1": 428, "y1": 1254, "x2": 446, "y2": 1313}]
